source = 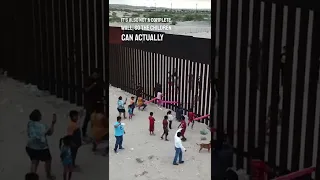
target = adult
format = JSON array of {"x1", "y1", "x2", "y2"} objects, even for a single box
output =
[
  {"x1": 117, "y1": 96, "x2": 126, "y2": 119},
  {"x1": 114, "y1": 116, "x2": 125, "y2": 153},
  {"x1": 91, "y1": 102, "x2": 108, "y2": 156},
  {"x1": 26, "y1": 109, "x2": 56, "y2": 180},
  {"x1": 135, "y1": 83, "x2": 143, "y2": 103},
  {"x1": 82, "y1": 69, "x2": 104, "y2": 138},
  {"x1": 173, "y1": 128, "x2": 186, "y2": 165}
]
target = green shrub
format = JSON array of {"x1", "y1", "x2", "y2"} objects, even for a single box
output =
[
  {"x1": 109, "y1": 16, "x2": 121, "y2": 22},
  {"x1": 183, "y1": 14, "x2": 194, "y2": 21},
  {"x1": 131, "y1": 13, "x2": 140, "y2": 18},
  {"x1": 182, "y1": 13, "x2": 206, "y2": 21}
]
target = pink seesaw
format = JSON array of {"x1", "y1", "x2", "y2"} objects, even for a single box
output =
[
  {"x1": 144, "y1": 97, "x2": 157, "y2": 104},
  {"x1": 161, "y1": 101, "x2": 179, "y2": 105},
  {"x1": 274, "y1": 167, "x2": 316, "y2": 180},
  {"x1": 194, "y1": 114, "x2": 210, "y2": 121}
]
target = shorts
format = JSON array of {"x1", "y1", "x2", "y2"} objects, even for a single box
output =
[
  {"x1": 26, "y1": 147, "x2": 52, "y2": 161},
  {"x1": 62, "y1": 158, "x2": 73, "y2": 166},
  {"x1": 117, "y1": 108, "x2": 125, "y2": 113}
]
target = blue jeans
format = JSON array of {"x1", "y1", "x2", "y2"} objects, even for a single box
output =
[
  {"x1": 173, "y1": 147, "x2": 183, "y2": 164},
  {"x1": 114, "y1": 135, "x2": 123, "y2": 151}
]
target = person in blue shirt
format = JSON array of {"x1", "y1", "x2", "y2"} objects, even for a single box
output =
[
  {"x1": 117, "y1": 96, "x2": 126, "y2": 119},
  {"x1": 128, "y1": 104, "x2": 134, "y2": 120},
  {"x1": 59, "y1": 135, "x2": 73, "y2": 180},
  {"x1": 114, "y1": 116, "x2": 125, "y2": 153}
]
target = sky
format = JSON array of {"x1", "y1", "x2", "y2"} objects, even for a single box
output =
[{"x1": 109, "y1": 0, "x2": 211, "y2": 9}]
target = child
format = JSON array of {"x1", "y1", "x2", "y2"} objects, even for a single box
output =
[
  {"x1": 250, "y1": 148, "x2": 273, "y2": 180},
  {"x1": 156, "y1": 91, "x2": 163, "y2": 109},
  {"x1": 176, "y1": 104, "x2": 184, "y2": 121},
  {"x1": 167, "y1": 111, "x2": 174, "y2": 129},
  {"x1": 128, "y1": 104, "x2": 134, "y2": 120},
  {"x1": 67, "y1": 110, "x2": 82, "y2": 168},
  {"x1": 149, "y1": 112, "x2": 156, "y2": 135},
  {"x1": 25, "y1": 173, "x2": 39, "y2": 180},
  {"x1": 161, "y1": 115, "x2": 169, "y2": 141},
  {"x1": 59, "y1": 135, "x2": 73, "y2": 180},
  {"x1": 137, "y1": 97, "x2": 147, "y2": 110},
  {"x1": 91, "y1": 103, "x2": 108, "y2": 156},
  {"x1": 129, "y1": 96, "x2": 135, "y2": 115},
  {"x1": 187, "y1": 109, "x2": 196, "y2": 129},
  {"x1": 117, "y1": 96, "x2": 126, "y2": 119},
  {"x1": 178, "y1": 116, "x2": 187, "y2": 141}
]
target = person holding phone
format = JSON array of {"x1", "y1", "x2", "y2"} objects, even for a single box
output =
[
  {"x1": 117, "y1": 96, "x2": 126, "y2": 119},
  {"x1": 82, "y1": 69, "x2": 103, "y2": 138},
  {"x1": 26, "y1": 110, "x2": 57, "y2": 180}
]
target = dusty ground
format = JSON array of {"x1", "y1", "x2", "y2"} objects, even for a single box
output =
[
  {"x1": 108, "y1": 86, "x2": 211, "y2": 180},
  {"x1": 0, "y1": 78, "x2": 211, "y2": 179}
]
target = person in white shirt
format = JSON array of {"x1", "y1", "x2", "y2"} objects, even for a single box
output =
[
  {"x1": 156, "y1": 91, "x2": 163, "y2": 109},
  {"x1": 167, "y1": 111, "x2": 174, "y2": 129},
  {"x1": 173, "y1": 128, "x2": 186, "y2": 165}
]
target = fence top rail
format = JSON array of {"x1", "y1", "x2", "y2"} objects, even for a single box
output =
[{"x1": 109, "y1": 27, "x2": 211, "y2": 64}]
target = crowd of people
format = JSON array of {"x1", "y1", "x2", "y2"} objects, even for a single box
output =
[
  {"x1": 24, "y1": 69, "x2": 107, "y2": 180},
  {"x1": 21, "y1": 67, "x2": 306, "y2": 180},
  {"x1": 114, "y1": 83, "x2": 205, "y2": 167},
  {"x1": 23, "y1": 68, "x2": 210, "y2": 179}
]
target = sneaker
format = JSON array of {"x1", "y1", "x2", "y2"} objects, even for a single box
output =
[
  {"x1": 179, "y1": 161, "x2": 184, "y2": 164},
  {"x1": 173, "y1": 163, "x2": 179, "y2": 165}
]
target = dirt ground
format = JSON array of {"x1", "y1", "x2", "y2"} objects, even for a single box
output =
[
  {"x1": 0, "y1": 79, "x2": 211, "y2": 180},
  {"x1": 108, "y1": 86, "x2": 211, "y2": 180}
]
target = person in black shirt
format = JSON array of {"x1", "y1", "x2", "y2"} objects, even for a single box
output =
[
  {"x1": 82, "y1": 69, "x2": 104, "y2": 138},
  {"x1": 176, "y1": 104, "x2": 184, "y2": 121},
  {"x1": 154, "y1": 83, "x2": 162, "y2": 94},
  {"x1": 154, "y1": 83, "x2": 162, "y2": 104},
  {"x1": 135, "y1": 83, "x2": 143, "y2": 103}
]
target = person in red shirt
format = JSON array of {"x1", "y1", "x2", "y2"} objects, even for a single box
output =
[
  {"x1": 149, "y1": 112, "x2": 155, "y2": 135},
  {"x1": 187, "y1": 109, "x2": 196, "y2": 129},
  {"x1": 161, "y1": 115, "x2": 169, "y2": 141},
  {"x1": 178, "y1": 116, "x2": 187, "y2": 141},
  {"x1": 250, "y1": 148, "x2": 273, "y2": 180}
]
